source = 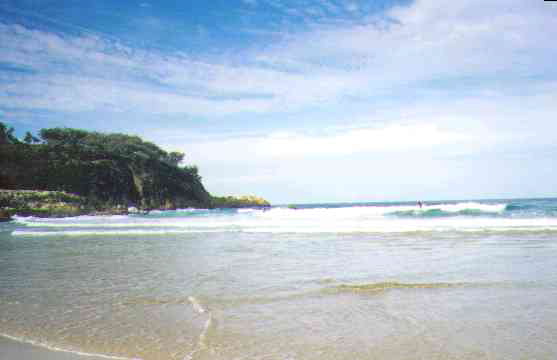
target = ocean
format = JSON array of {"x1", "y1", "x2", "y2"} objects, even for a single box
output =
[{"x1": 1, "y1": 198, "x2": 557, "y2": 359}]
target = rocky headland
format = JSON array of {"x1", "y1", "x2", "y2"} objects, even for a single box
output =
[{"x1": 0, "y1": 123, "x2": 270, "y2": 219}]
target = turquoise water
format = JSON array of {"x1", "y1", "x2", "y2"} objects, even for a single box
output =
[{"x1": 1, "y1": 199, "x2": 557, "y2": 359}]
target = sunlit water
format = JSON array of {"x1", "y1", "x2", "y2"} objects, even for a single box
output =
[{"x1": 1, "y1": 199, "x2": 557, "y2": 359}]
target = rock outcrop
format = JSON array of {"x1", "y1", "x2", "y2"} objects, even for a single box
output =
[{"x1": 0, "y1": 189, "x2": 87, "y2": 218}]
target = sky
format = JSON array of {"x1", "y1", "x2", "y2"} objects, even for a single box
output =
[{"x1": 1, "y1": 0, "x2": 556, "y2": 204}]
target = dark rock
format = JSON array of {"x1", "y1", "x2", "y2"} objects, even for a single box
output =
[{"x1": 0, "y1": 208, "x2": 12, "y2": 222}]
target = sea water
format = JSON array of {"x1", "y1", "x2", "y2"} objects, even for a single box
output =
[{"x1": 1, "y1": 199, "x2": 557, "y2": 359}]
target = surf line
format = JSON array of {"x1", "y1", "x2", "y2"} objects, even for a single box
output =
[
  {"x1": 185, "y1": 296, "x2": 215, "y2": 360},
  {"x1": 0, "y1": 332, "x2": 140, "y2": 360}
]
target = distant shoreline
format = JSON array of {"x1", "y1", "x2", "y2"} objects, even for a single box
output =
[{"x1": 0, "y1": 189, "x2": 271, "y2": 221}]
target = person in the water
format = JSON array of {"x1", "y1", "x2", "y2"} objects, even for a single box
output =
[{"x1": 417, "y1": 201, "x2": 423, "y2": 208}]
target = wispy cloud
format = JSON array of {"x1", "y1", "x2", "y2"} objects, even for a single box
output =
[{"x1": 1, "y1": 0, "x2": 555, "y2": 120}]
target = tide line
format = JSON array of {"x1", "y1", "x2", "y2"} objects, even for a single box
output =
[{"x1": 0, "y1": 332, "x2": 140, "y2": 360}]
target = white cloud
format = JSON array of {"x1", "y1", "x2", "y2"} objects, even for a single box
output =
[
  {"x1": 168, "y1": 117, "x2": 490, "y2": 166},
  {"x1": 255, "y1": 123, "x2": 472, "y2": 158},
  {"x1": 1, "y1": 0, "x2": 555, "y2": 119},
  {"x1": 150, "y1": 82, "x2": 557, "y2": 202}
]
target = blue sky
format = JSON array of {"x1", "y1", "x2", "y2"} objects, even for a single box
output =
[{"x1": 1, "y1": 0, "x2": 556, "y2": 203}]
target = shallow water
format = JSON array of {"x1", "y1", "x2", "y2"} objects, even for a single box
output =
[{"x1": 1, "y1": 199, "x2": 557, "y2": 359}]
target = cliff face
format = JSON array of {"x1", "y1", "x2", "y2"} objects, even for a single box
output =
[
  {"x1": 126, "y1": 161, "x2": 211, "y2": 209},
  {"x1": 0, "y1": 128, "x2": 212, "y2": 210}
]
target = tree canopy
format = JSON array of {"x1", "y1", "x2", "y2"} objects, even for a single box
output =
[
  {"x1": 0, "y1": 123, "x2": 209, "y2": 209},
  {"x1": 0, "y1": 122, "x2": 19, "y2": 145}
]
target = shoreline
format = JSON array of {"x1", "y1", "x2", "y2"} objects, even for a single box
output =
[
  {"x1": 0, "y1": 334, "x2": 131, "y2": 360},
  {"x1": 0, "y1": 189, "x2": 271, "y2": 220}
]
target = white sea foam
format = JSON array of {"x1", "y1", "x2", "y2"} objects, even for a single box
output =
[
  {"x1": 12, "y1": 214, "x2": 129, "y2": 223},
  {"x1": 0, "y1": 333, "x2": 139, "y2": 360},
  {"x1": 188, "y1": 296, "x2": 206, "y2": 314},
  {"x1": 185, "y1": 296, "x2": 214, "y2": 360},
  {"x1": 148, "y1": 208, "x2": 209, "y2": 214},
  {"x1": 259, "y1": 202, "x2": 506, "y2": 219},
  {"x1": 11, "y1": 229, "x2": 228, "y2": 236},
  {"x1": 11, "y1": 202, "x2": 557, "y2": 236},
  {"x1": 237, "y1": 208, "x2": 258, "y2": 213},
  {"x1": 11, "y1": 220, "x2": 557, "y2": 236}
]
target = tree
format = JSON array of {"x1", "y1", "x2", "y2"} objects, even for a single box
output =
[
  {"x1": 0, "y1": 122, "x2": 19, "y2": 144},
  {"x1": 39, "y1": 127, "x2": 89, "y2": 145},
  {"x1": 166, "y1": 151, "x2": 185, "y2": 166},
  {"x1": 24, "y1": 131, "x2": 40, "y2": 144}
]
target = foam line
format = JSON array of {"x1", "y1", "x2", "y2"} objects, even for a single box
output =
[
  {"x1": 187, "y1": 296, "x2": 206, "y2": 314},
  {"x1": 11, "y1": 229, "x2": 226, "y2": 236},
  {"x1": 0, "y1": 333, "x2": 140, "y2": 360},
  {"x1": 185, "y1": 296, "x2": 214, "y2": 360}
]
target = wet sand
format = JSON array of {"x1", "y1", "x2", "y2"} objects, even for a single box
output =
[{"x1": 0, "y1": 336, "x2": 111, "y2": 360}]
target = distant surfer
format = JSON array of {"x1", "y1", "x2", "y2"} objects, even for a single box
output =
[{"x1": 417, "y1": 201, "x2": 423, "y2": 208}]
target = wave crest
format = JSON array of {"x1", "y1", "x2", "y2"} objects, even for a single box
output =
[{"x1": 388, "y1": 208, "x2": 499, "y2": 218}]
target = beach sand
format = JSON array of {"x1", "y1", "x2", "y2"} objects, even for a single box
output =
[{"x1": 0, "y1": 336, "x2": 111, "y2": 360}]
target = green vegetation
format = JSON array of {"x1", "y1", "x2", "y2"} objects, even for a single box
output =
[
  {"x1": 0, "y1": 122, "x2": 270, "y2": 216},
  {"x1": 0, "y1": 122, "x2": 211, "y2": 212},
  {"x1": 211, "y1": 195, "x2": 270, "y2": 208},
  {"x1": 0, "y1": 122, "x2": 19, "y2": 145}
]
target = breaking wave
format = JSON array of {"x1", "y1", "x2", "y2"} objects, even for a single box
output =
[{"x1": 10, "y1": 200, "x2": 557, "y2": 236}]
